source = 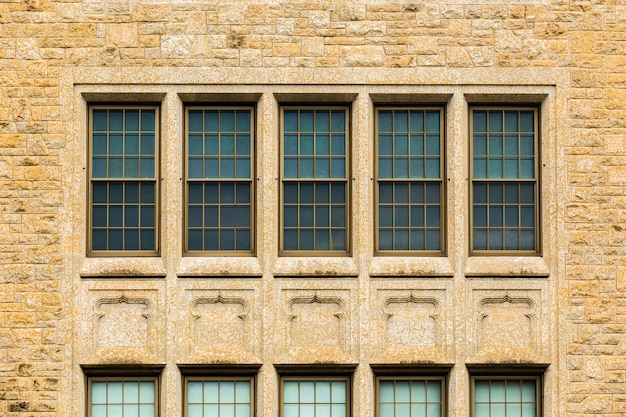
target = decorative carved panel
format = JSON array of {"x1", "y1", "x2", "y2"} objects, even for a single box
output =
[
  {"x1": 287, "y1": 294, "x2": 346, "y2": 348},
  {"x1": 95, "y1": 295, "x2": 152, "y2": 348},
  {"x1": 190, "y1": 293, "x2": 250, "y2": 352},
  {"x1": 478, "y1": 293, "x2": 536, "y2": 348},
  {"x1": 383, "y1": 293, "x2": 439, "y2": 347}
]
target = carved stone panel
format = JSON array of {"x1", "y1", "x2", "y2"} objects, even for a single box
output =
[
  {"x1": 478, "y1": 294, "x2": 536, "y2": 349},
  {"x1": 190, "y1": 293, "x2": 250, "y2": 353},
  {"x1": 288, "y1": 294, "x2": 346, "y2": 348},
  {"x1": 95, "y1": 295, "x2": 153, "y2": 348},
  {"x1": 383, "y1": 294, "x2": 439, "y2": 347}
]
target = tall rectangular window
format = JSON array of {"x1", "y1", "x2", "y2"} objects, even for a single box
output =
[
  {"x1": 471, "y1": 108, "x2": 539, "y2": 253},
  {"x1": 185, "y1": 377, "x2": 253, "y2": 417},
  {"x1": 89, "y1": 106, "x2": 158, "y2": 254},
  {"x1": 281, "y1": 377, "x2": 349, "y2": 417},
  {"x1": 376, "y1": 108, "x2": 444, "y2": 253},
  {"x1": 472, "y1": 377, "x2": 540, "y2": 417},
  {"x1": 185, "y1": 107, "x2": 254, "y2": 253},
  {"x1": 377, "y1": 377, "x2": 444, "y2": 417},
  {"x1": 88, "y1": 377, "x2": 157, "y2": 417},
  {"x1": 281, "y1": 107, "x2": 349, "y2": 253}
]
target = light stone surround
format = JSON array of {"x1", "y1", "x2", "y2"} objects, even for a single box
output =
[{"x1": 60, "y1": 67, "x2": 563, "y2": 417}]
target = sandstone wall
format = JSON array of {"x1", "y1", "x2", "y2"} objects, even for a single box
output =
[{"x1": 0, "y1": 0, "x2": 624, "y2": 416}]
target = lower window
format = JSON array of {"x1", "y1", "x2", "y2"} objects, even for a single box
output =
[
  {"x1": 185, "y1": 376, "x2": 254, "y2": 417},
  {"x1": 281, "y1": 377, "x2": 349, "y2": 417},
  {"x1": 376, "y1": 377, "x2": 444, "y2": 417},
  {"x1": 472, "y1": 376, "x2": 540, "y2": 417},
  {"x1": 88, "y1": 377, "x2": 157, "y2": 417}
]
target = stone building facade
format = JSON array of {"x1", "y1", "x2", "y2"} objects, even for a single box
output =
[{"x1": 1, "y1": 0, "x2": 624, "y2": 416}]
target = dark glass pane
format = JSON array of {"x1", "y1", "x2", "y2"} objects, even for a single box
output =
[
  {"x1": 520, "y1": 206, "x2": 535, "y2": 227},
  {"x1": 140, "y1": 133, "x2": 155, "y2": 155},
  {"x1": 236, "y1": 183, "x2": 250, "y2": 203},
  {"x1": 300, "y1": 157, "x2": 314, "y2": 178},
  {"x1": 125, "y1": 230, "x2": 139, "y2": 250},
  {"x1": 394, "y1": 110, "x2": 408, "y2": 132},
  {"x1": 300, "y1": 183, "x2": 314, "y2": 203},
  {"x1": 489, "y1": 229, "x2": 503, "y2": 250},
  {"x1": 395, "y1": 206, "x2": 409, "y2": 227},
  {"x1": 489, "y1": 184, "x2": 503, "y2": 203},
  {"x1": 425, "y1": 229, "x2": 440, "y2": 250},
  {"x1": 425, "y1": 183, "x2": 440, "y2": 203},
  {"x1": 140, "y1": 229, "x2": 155, "y2": 250},
  {"x1": 300, "y1": 229, "x2": 314, "y2": 250},
  {"x1": 125, "y1": 206, "x2": 139, "y2": 227},
  {"x1": 331, "y1": 110, "x2": 345, "y2": 132},
  {"x1": 394, "y1": 133, "x2": 408, "y2": 155},
  {"x1": 473, "y1": 111, "x2": 487, "y2": 132},
  {"x1": 489, "y1": 111, "x2": 502, "y2": 132},
  {"x1": 520, "y1": 111, "x2": 534, "y2": 132},
  {"x1": 300, "y1": 111, "x2": 314, "y2": 132},
  {"x1": 140, "y1": 206, "x2": 155, "y2": 227},
  {"x1": 395, "y1": 183, "x2": 409, "y2": 203},
  {"x1": 140, "y1": 183, "x2": 154, "y2": 203},
  {"x1": 474, "y1": 133, "x2": 487, "y2": 155},
  {"x1": 473, "y1": 183, "x2": 487, "y2": 204},
  {"x1": 108, "y1": 157, "x2": 123, "y2": 178},
  {"x1": 378, "y1": 157, "x2": 392, "y2": 178},
  {"x1": 188, "y1": 110, "x2": 203, "y2": 132},
  {"x1": 205, "y1": 230, "x2": 218, "y2": 250},
  {"x1": 316, "y1": 133, "x2": 329, "y2": 155},
  {"x1": 220, "y1": 157, "x2": 235, "y2": 178},
  {"x1": 284, "y1": 184, "x2": 298, "y2": 204},
  {"x1": 316, "y1": 111, "x2": 330, "y2": 131},
  {"x1": 504, "y1": 183, "x2": 518, "y2": 203},
  {"x1": 110, "y1": 183, "x2": 123, "y2": 203},
  {"x1": 92, "y1": 110, "x2": 108, "y2": 131},
  {"x1": 331, "y1": 134, "x2": 345, "y2": 156},
  {"x1": 236, "y1": 110, "x2": 251, "y2": 132},
  {"x1": 92, "y1": 207, "x2": 107, "y2": 227},
  {"x1": 379, "y1": 206, "x2": 393, "y2": 227},
  {"x1": 188, "y1": 134, "x2": 203, "y2": 156},
  {"x1": 379, "y1": 183, "x2": 393, "y2": 203},
  {"x1": 426, "y1": 206, "x2": 440, "y2": 227},
  {"x1": 410, "y1": 157, "x2": 424, "y2": 178},
  {"x1": 395, "y1": 229, "x2": 409, "y2": 250},
  {"x1": 284, "y1": 110, "x2": 298, "y2": 132},
  {"x1": 124, "y1": 183, "x2": 138, "y2": 203},
  {"x1": 109, "y1": 110, "x2": 123, "y2": 131},
  {"x1": 378, "y1": 111, "x2": 392, "y2": 132},
  {"x1": 331, "y1": 206, "x2": 345, "y2": 227},
  {"x1": 394, "y1": 157, "x2": 408, "y2": 178},
  {"x1": 220, "y1": 229, "x2": 235, "y2": 250},
  {"x1": 300, "y1": 206, "x2": 314, "y2": 227},
  {"x1": 315, "y1": 230, "x2": 330, "y2": 250},
  {"x1": 205, "y1": 183, "x2": 218, "y2": 203},
  {"x1": 316, "y1": 206, "x2": 329, "y2": 227},
  {"x1": 331, "y1": 183, "x2": 345, "y2": 204},
  {"x1": 141, "y1": 110, "x2": 155, "y2": 131},
  {"x1": 220, "y1": 111, "x2": 235, "y2": 132},
  {"x1": 520, "y1": 230, "x2": 535, "y2": 250},
  {"x1": 425, "y1": 111, "x2": 439, "y2": 133},
  {"x1": 92, "y1": 229, "x2": 106, "y2": 250},
  {"x1": 188, "y1": 206, "x2": 203, "y2": 227},
  {"x1": 505, "y1": 230, "x2": 519, "y2": 250},
  {"x1": 474, "y1": 228, "x2": 487, "y2": 250},
  {"x1": 236, "y1": 134, "x2": 250, "y2": 156},
  {"x1": 331, "y1": 230, "x2": 345, "y2": 250},
  {"x1": 410, "y1": 183, "x2": 425, "y2": 203},
  {"x1": 411, "y1": 229, "x2": 425, "y2": 250},
  {"x1": 379, "y1": 229, "x2": 393, "y2": 250},
  {"x1": 505, "y1": 206, "x2": 519, "y2": 227},
  {"x1": 188, "y1": 183, "x2": 204, "y2": 204},
  {"x1": 204, "y1": 206, "x2": 218, "y2": 227},
  {"x1": 284, "y1": 230, "x2": 298, "y2": 250},
  {"x1": 284, "y1": 207, "x2": 298, "y2": 227},
  {"x1": 489, "y1": 134, "x2": 503, "y2": 156},
  {"x1": 474, "y1": 206, "x2": 487, "y2": 227},
  {"x1": 379, "y1": 133, "x2": 393, "y2": 155},
  {"x1": 93, "y1": 183, "x2": 108, "y2": 204},
  {"x1": 504, "y1": 111, "x2": 518, "y2": 132},
  {"x1": 204, "y1": 111, "x2": 219, "y2": 131},
  {"x1": 410, "y1": 111, "x2": 424, "y2": 133},
  {"x1": 188, "y1": 229, "x2": 203, "y2": 251},
  {"x1": 124, "y1": 157, "x2": 139, "y2": 178},
  {"x1": 236, "y1": 229, "x2": 251, "y2": 251},
  {"x1": 315, "y1": 183, "x2": 329, "y2": 204},
  {"x1": 411, "y1": 206, "x2": 424, "y2": 227},
  {"x1": 220, "y1": 183, "x2": 235, "y2": 203},
  {"x1": 520, "y1": 183, "x2": 534, "y2": 203},
  {"x1": 489, "y1": 206, "x2": 503, "y2": 227},
  {"x1": 108, "y1": 229, "x2": 123, "y2": 250}
]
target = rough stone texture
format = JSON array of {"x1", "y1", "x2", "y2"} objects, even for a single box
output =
[{"x1": 0, "y1": 1, "x2": 623, "y2": 417}]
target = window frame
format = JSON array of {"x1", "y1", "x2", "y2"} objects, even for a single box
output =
[
  {"x1": 183, "y1": 105, "x2": 256, "y2": 255},
  {"x1": 375, "y1": 375, "x2": 446, "y2": 417},
  {"x1": 469, "y1": 105, "x2": 541, "y2": 256},
  {"x1": 183, "y1": 375, "x2": 255, "y2": 417},
  {"x1": 279, "y1": 375, "x2": 351, "y2": 417},
  {"x1": 87, "y1": 104, "x2": 160, "y2": 257},
  {"x1": 470, "y1": 374, "x2": 542, "y2": 417},
  {"x1": 87, "y1": 375, "x2": 159, "y2": 417},
  {"x1": 374, "y1": 106, "x2": 446, "y2": 255},
  {"x1": 279, "y1": 105, "x2": 352, "y2": 256}
]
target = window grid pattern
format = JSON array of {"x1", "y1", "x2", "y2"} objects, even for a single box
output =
[
  {"x1": 90, "y1": 107, "x2": 157, "y2": 252},
  {"x1": 187, "y1": 378, "x2": 252, "y2": 417},
  {"x1": 377, "y1": 109, "x2": 443, "y2": 252},
  {"x1": 474, "y1": 379, "x2": 537, "y2": 417},
  {"x1": 378, "y1": 378, "x2": 443, "y2": 417},
  {"x1": 283, "y1": 379, "x2": 348, "y2": 417},
  {"x1": 282, "y1": 108, "x2": 348, "y2": 252},
  {"x1": 471, "y1": 108, "x2": 538, "y2": 252},
  {"x1": 186, "y1": 108, "x2": 253, "y2": 252},
  {"x1": 90, "y1": 379, "x2": 156, "y2": 417}
]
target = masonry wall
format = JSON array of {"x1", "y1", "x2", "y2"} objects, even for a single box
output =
[{"x1": 0, "y1": 0, "x2": 625, "y2": 416}]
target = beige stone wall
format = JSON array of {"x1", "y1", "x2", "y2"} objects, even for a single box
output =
[{"x1": 0, "y1": 0, "x2": 624, "y2": 416}]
